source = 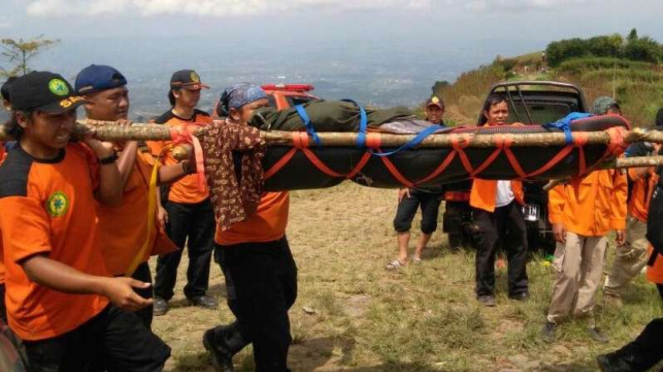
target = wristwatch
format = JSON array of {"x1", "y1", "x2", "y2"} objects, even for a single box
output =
[{"x1": 99, "y1": 152, "x2": 119, "y2": 165}]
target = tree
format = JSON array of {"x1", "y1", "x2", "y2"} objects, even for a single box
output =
[
  {"x1": 627, "y1": 28, "x2": 638, "y2": 43},
  {"x1": 0, "y1": 35, "x2": 60, "y2": 77}
]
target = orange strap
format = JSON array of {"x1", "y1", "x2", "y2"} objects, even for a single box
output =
[{"x1": 168, "y1": 123, "x2": 207, "y2": 190}]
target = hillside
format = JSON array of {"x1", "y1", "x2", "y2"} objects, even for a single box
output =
[{"x1": 434, "y1": 40, "x2": 663, "y2": 128}]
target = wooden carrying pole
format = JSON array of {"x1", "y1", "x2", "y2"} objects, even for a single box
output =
[
  {"x1": 542, "y1": 155, "x2": 663, "y2": 191},
  {"x1": 1, "y1": 120, "x2": 663, "y2": 149},
  {"x1": 2, "y1": 120, "x2": 663, "y2": 147}
]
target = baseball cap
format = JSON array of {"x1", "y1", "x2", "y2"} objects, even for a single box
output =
[
  {"x1": 1, "y1": 76, "x2": 18, "y2": 102},
  {"x1": 591, "y1": 96, "x2": 618, "y2": 115},
  {"x1": 170, "y1": 70, "x2": 209, "y2": 90},
  {"x1": 10, "y1": 71, "x2": 85, "y2": 114},
  {"x1": 75, "y1": 64, "x2": 127, "y2": 95},
  {"x1": 426, "y1": 96, "x2": 445, "y2": 109}
]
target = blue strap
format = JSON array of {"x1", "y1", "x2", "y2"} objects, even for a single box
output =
[
  {"x1": 295, "y1": 104, "x2": 320, "y2": 146},
  {"x1": 371, "y1": 124, "x2": 445, "y2": 157},
  {"x1": 542, "y1": 112, "x2": 593, "y2": 145},
  {"x1": 341, "y1": 99, "x2": 368, "y2": 148}
]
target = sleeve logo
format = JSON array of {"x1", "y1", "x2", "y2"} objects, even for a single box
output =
[{"x1": 46, "y1": 191, "x2": 70, "y2": 217}]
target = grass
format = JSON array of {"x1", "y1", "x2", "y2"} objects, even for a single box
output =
[{"x1": 151, "y1": 183, "x2": 663, "y2": 372}]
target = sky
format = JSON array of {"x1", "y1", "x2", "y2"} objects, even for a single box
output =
[{"x1": 1, "y1": 0, "x2": 663, "y2": 111}]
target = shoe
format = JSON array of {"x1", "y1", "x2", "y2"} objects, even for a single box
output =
[
  {"x1": 588, "y1": 327, "x2": 610, "y2": 343},
  {"x1": 509, "y1": 292, "x2": 530, "y2": 302},
  {"x1": 477, "y1": 295, "x2": 496, "y2": 307},
  {"x1": 541, "y1": 322, "x2": 556, "y2": 343},
  {"x1": 604, "y1": 294, "x2": 624, "y2": 308},
  {"x1": 153, "y1": 296, "x2": 168, "y2": 316},
  {"x1": 203, "y1": 329, "x2": 235, "y2": 372},
  {"x1": 597, "y1": 353, "x2": 633, "y2": 372},
  {"x1": 189, "y1": 295, "x2": 218, "y2": 310}
]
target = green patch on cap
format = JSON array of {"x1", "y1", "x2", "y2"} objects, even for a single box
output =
[{"x1": 48, "y1": 79, "x2": 69, "y2": 96}]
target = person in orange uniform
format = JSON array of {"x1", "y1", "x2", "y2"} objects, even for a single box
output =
[
  {"x1": 471, "y1": 94, "x2": 529, "y2": 307},
  {"x1": 604, "y1": 124, "x2": 662, "y2": 305},
  {"x1": 0, "y1": 71, "x2": 170, "y2": 371},
  {"x1": 75, "y1": 64, "x2": 192, "y2": 328},
  {"x1": 203, "y1": 84, "x2": 297, "y2": 372},
  {"x1": 148, "y1": 69, "x2": 218, "y2": 315},
  {"x1": 0, "y1": 76, "x2": 17, "y2": 322},
  {"x1": 597, "y1": 165, "x2": 663, "y2": 371},
  {"x1": 541, "y1": 99, "x2": 628, "y2": 344}
]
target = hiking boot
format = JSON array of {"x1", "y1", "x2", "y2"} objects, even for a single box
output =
[
  {"x1": 509, "y1": 292, "x2": 530, "y2": 302},
  {"x1": 588, "y1": 327, "x2": 610, "y2": 343},
  {"x1": 597, "y1": 353, "x2": 632, "y2": 372},
  {"x1": 203, "y1": 329, "x2": 235, "y2": 372},
  {"x1": 541, "y1": 322, "x2": 556, "y2": 343},
  {"x1": 188, "y1": 295, "x2": 218, "y2": 310},
  {"x1": 153, "y1": 296, "x2": 168, "y2": 316},
  {"x1": 477, "y1": 295, "x2": 496, "y2": 307}
]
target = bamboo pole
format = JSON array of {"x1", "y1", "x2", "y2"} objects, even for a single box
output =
[
  {"x1": 0, "y1": 120, "x2": 661, "y2": 149},
  {"x1": 542, "y1": 155, "x2": 663, "y2": 191}
]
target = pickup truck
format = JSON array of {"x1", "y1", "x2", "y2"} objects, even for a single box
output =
[{"x1": 442, "y1": 81, "x2": 589, "y2": 252}]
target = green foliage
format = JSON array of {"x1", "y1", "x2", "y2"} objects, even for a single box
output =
[
  {"x1": 546, "y1": 30, "x2": 663, "y2": 66},
  {"x1": 557, "y1": 57, "x2": 654, "y2": 75},
  {"x1": 0, "y1": 35, "x2": 60, "y2": 77},
  {"x1": 623, "y1": 36, "x2": 663, "y2": 63}
]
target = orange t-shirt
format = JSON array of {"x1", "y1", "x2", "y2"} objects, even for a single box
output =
[
  {"x1": 647, "y1": 246, "x2": 663, "y2": 285},
  {"x1": 96, "y1": 149, "x2": 175, "y2": 276},
  {"x1": 0, "y1": 144, "x2": 110, "y2": 341},
  {"x1": 0, "y1": 144, "x2": 6, "y2": 285},
  {"x1": 627, "y1": 167, "x2": 658, "y2": 222},
  {"x1": 147, "y1": 110, "x2": 212, "y2": 204},
  {"x1": 548, "y1": 169, "x2": 628, "y2": 237},
  {"x1": 215, "y1": 192, "x2": 290, "y2": 245}
]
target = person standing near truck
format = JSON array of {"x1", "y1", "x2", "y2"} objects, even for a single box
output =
[
  {"x1": 603, "y1": 108, "x2": 663, "y2": 306},
  {"x1": 386, "y1": 96, "x2": 446, "y2": 269},
  {"x1": 541, "y1": 97, "x2": 627, "y2": 344},
  {"x1": 471, "y1": 94, "x2": 529, "y2": 307}
]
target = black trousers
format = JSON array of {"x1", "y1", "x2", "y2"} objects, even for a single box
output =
[
  {"x1": 214, "y1": 237, "x2": 297, "y2": 372},
  {"x1": 154, "y1": 199, "x2": 215, "y2": 301},
  {"x1": 0, "y1": 284, "x2": 6, "y2": 324},
  {"x1": 474, "y1": 201, "x2": 529, "y2": 297},
  {"x1": 22, "y1": 305, "x2": 170, "y2": 372},
  {"x1": 393, "y1": 189, "x2": 443, "y2": 234},
  {"x1": 608, "y1": 284, "x2": 663, "y2": 371},
  {"x1": 130, "y1": 262, "x2": 153, "y2": 329}
]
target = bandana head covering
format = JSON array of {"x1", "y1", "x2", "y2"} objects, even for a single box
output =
[{"x1": 219, "y1": 83, "x2": 267, "y2": 117}]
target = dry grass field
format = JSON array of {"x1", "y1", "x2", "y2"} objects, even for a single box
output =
[{"x1": 152, "y1": 183, "x2": 662, "y2": 372}]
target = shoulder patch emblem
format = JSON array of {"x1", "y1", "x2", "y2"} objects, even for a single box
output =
[{"x1": 46, "y1": 191, "x2": 70, "y2": 217}]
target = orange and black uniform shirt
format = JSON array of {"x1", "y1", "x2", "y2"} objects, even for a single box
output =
[
  {"x1": 147, "y1": 110, "x2": 213, "y2": 204},
  {"x1": 215, "y1": 192, "x2": 290, "y2": 246},
  {"x1": 548, "y1": 169, "x2": 628, "y2": 237},
  {"x1": 96, "y1": 146, "x2": 175, "y2": 276},
  {"x1": 627, "y1": 167, "x2": 658, "y2": 223},
  {"x1": 0, "y1": 144, "x2": 110, "y2": 341}
]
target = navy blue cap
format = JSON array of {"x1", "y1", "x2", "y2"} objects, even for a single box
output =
[{"x1": 75, "y1": 64, "x2": 127, "y2": 95}]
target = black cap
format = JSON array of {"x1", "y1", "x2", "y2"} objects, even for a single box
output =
[
  {"x1": 170, "y1": 70, "x2": 209, "y2": 90},
  {"x1": 1, "y1": 76, "x2": 18, "y2": 102},
  {"x1": 425, "y1": 96, "x2": 445, "y2": 109},
  {"x1": 9, "y1": 71, "x2": 85, "y2": 114}
]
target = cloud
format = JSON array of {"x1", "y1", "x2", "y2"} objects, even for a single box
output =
[
  {"x1": 25, "y1": 0, "x2": 431, "y2": 18},
  {"x1": 0, "y1": 16, "x2": 11, "y2": 29},
  {"x1": 461, "y1": 0, "x2": 602, "y2": 12}
]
